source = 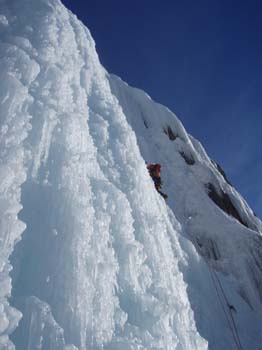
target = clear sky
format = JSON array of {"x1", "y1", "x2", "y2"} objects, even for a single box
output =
[{"x1": 62, "y1": 0, "x2": 262, "y2": 218}]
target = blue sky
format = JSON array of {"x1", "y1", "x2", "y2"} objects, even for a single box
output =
[{"x1": 62, "y1": 0, "x2": 262, "y2": 218}]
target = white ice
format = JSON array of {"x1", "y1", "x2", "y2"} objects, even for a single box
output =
[{"x1": 0, "y1": 0, "x2": 261, "y2": 349}]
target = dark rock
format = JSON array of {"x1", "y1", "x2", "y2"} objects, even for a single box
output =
[
  {"x1": 179, "y1": 151, "x2": 195, "y2": 165},
  {"x1": 206, "y1": 183, "x2": 249, "y2": 229},
  {"x1": 211, "y1": 160, "x2": 232, "y2": 186},
  {"x1": 163, "y1": 125, "x2": 177, "y2": 141},
  {"x1": 196, "y1": 236, "x2": 221, "y2": 261},
  {"x1": 143, "y1": 118, "x2": 148, "y2": 128}
]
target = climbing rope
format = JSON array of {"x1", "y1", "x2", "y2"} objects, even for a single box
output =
[
  {"x1": 213, "y1": 270, "x2": 243, "y2": 349},
  {"x1": 190, "y1": 232, "x2": 244, "y2": 349},
  {"x1": 208, "y1": 265, "x2": 243, "y2": 350}
]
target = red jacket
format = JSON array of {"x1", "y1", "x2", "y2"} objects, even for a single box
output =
[{"x1": 147, "y1": 164, "x2": 161, "y2": 178}]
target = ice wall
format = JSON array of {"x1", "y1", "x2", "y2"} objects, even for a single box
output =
[{"x1": 0, "y1": 0, "x2": 207, "y2": 349}]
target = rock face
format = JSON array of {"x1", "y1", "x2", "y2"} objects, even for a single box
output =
[{"x1": 0, "y1": 1, "x2": 261, "y2": 350}]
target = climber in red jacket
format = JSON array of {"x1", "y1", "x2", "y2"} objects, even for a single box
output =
[{"x1": 147, "y1": 163, "x2": 168, "y2": 199}]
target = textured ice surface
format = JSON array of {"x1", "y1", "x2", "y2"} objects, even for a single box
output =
[
  {"x1": 0, "y1": 0, "x2": 261, "y2": 349},
  {"x1": 0, "y1": 0, "x2": 207, "y2": 349}
]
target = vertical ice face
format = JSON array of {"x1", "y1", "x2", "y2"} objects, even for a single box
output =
[
  {"x1": 0, "y1": 0, "x2": 208, "y2": 349},
  {"x1": 1, "y1": 0, "x2": 261, "y2": 349}
]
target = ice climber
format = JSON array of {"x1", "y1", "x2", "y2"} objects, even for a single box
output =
[{"x1": 147, "y1": 163, "x2": 168, "y2": 199}]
